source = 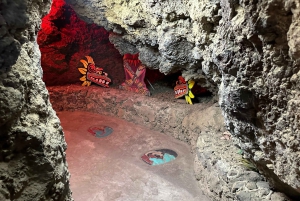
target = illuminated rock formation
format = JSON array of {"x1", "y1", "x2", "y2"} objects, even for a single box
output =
[
  {"x1": 37, "y1": 0, "x2": 124, "y2": 86},
  {"x1": 65, "y1": 0, "x2": 300, "y2": 199}
]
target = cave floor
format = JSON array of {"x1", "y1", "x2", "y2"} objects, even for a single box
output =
[{"x1": 58, "y1": 111, "x2": 210, "y2": 201}]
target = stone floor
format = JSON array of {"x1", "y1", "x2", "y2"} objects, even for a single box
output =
[{"x1": 58, "y1": 111, "x2": 210, "y2": 201}]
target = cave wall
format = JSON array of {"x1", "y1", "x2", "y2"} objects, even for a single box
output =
[
  {"x1": 1, "y1": 0, "x2": 299, "y2": 200},
  {"x1": 0, "y1": 0, "x2": 72, "y2": 200},
  {"x1": 65, "y1": 0, "x2": 300, "y2": 198},
  {"x1": 38, "y1": 0, "x2": 125, "y2": 86}
]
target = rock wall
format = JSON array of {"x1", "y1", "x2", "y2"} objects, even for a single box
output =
[
  {"x1": 0, "y1": 0, "x2": 72, "y2": 200},
  {"x1": 194, "y1": 127, "x2": 290, "y2": 201},
  {"x1": 65, "y1": 0, "x2": 300, "y2": 199}
]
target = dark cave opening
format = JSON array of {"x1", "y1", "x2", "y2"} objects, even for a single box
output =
[{"x1": 37, "y1": 0, "x2": 212, "y2": 104}]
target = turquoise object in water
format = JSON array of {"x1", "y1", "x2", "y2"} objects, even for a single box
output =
[
  {"x1": 88, "y1": 126, "x2": 113, "y2": 138},
  {"x1": 95, "y1": 126, "x2": 113, "y2": 138},
  {"x1": 149, "y1": 153, "x2": 176, "y2": 165},
  {"x1": 141, "y1": 149, "x2": 178, "y2": 165}
]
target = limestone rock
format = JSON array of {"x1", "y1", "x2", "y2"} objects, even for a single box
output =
[
  {"x1": 0, "y1": 0, "x2": 72, "y2": 200},
  {"x1": 194, "y1": 128, "x2": 290, "y2": 201}
]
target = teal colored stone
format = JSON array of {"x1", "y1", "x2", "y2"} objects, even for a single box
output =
[{"x1": 149, "y1": 153, "x2": 176, "y2": 165}]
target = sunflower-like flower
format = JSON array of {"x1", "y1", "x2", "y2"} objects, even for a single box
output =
[
  {"x1": 78, "y1": 56, "x2": 93, "y2": 86},
  {"x1": 185, "y1": 80, "x2": 195, "y2": 104}
]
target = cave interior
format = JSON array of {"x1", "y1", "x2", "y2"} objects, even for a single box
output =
[
  {"x1": 0, "y1": 0, "x2": 299, "y2": 200},
  {"x1": 38, "y1": 0, "x2": 212, "y2": 103},
  {"x1": 37, "y1": 0, "x2": 216, "y2": 200}
]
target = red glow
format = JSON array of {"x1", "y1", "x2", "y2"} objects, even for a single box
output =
[
  {"x1": 37, "y1": 0, "x2": 207, "y2": 95},
  {"x1": 123, "y1": 53, "x2": 141, "y2": 69},
  {"x1": 38, "y1": 0, "x2": 124, "y2": 86}
]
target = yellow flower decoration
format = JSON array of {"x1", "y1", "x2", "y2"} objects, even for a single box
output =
[
  {"x1": 78, "y1": 56, "x2": 92, "y2": 87},
  {"x1": 78, "y1": 56, "x2": 112, "y2": 88},
  {"x1": 185, "y1": 80, "x2": 195, "y2": 104}
]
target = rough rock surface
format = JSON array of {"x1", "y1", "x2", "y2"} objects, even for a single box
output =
[
  {"x1": 48, "y1": 85, "x2": 289, "y2": 200},
  {"x1": 195, "y1": 128, "x2": 290, "y2": 201},
  {"x1": 65, "y1": 0, "x2": 300, "y2": 199},
  {"x1": 48, "y1": 85, "x2": 218, "y2": 147},
  {"x1": 0, "y1": 0, "x2": 72, "y2": 200},
  {"x1": 37, "y1": 0, "x2": 124, "y2": 86}
]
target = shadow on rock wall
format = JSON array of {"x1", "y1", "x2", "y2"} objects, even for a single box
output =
[{"x1": 37, "y1": 0, "x2": 124, "y2": 86}]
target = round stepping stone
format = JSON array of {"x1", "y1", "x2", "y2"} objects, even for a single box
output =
[
  {"x1": 87, "y1": 126, "x2": 113, "y2": 138},
  {"x1": 141, "y1": 149, "x2": 177, "y2": 165}
]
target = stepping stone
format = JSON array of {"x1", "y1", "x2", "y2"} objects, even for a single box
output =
[
  {"x1": 141, "y1": 149, "x2": 177, "y2": 165},
  {"x1": 87, "y1": 126, "x2": 113, "y2": 138}
]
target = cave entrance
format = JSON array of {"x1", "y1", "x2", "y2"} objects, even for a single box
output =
[
  {"x1": 37, "y1": 0, "x2": 213, "y2": 200},
  {"x1": 38, "y1": 0, "x2": 212, "y2": 105}
]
